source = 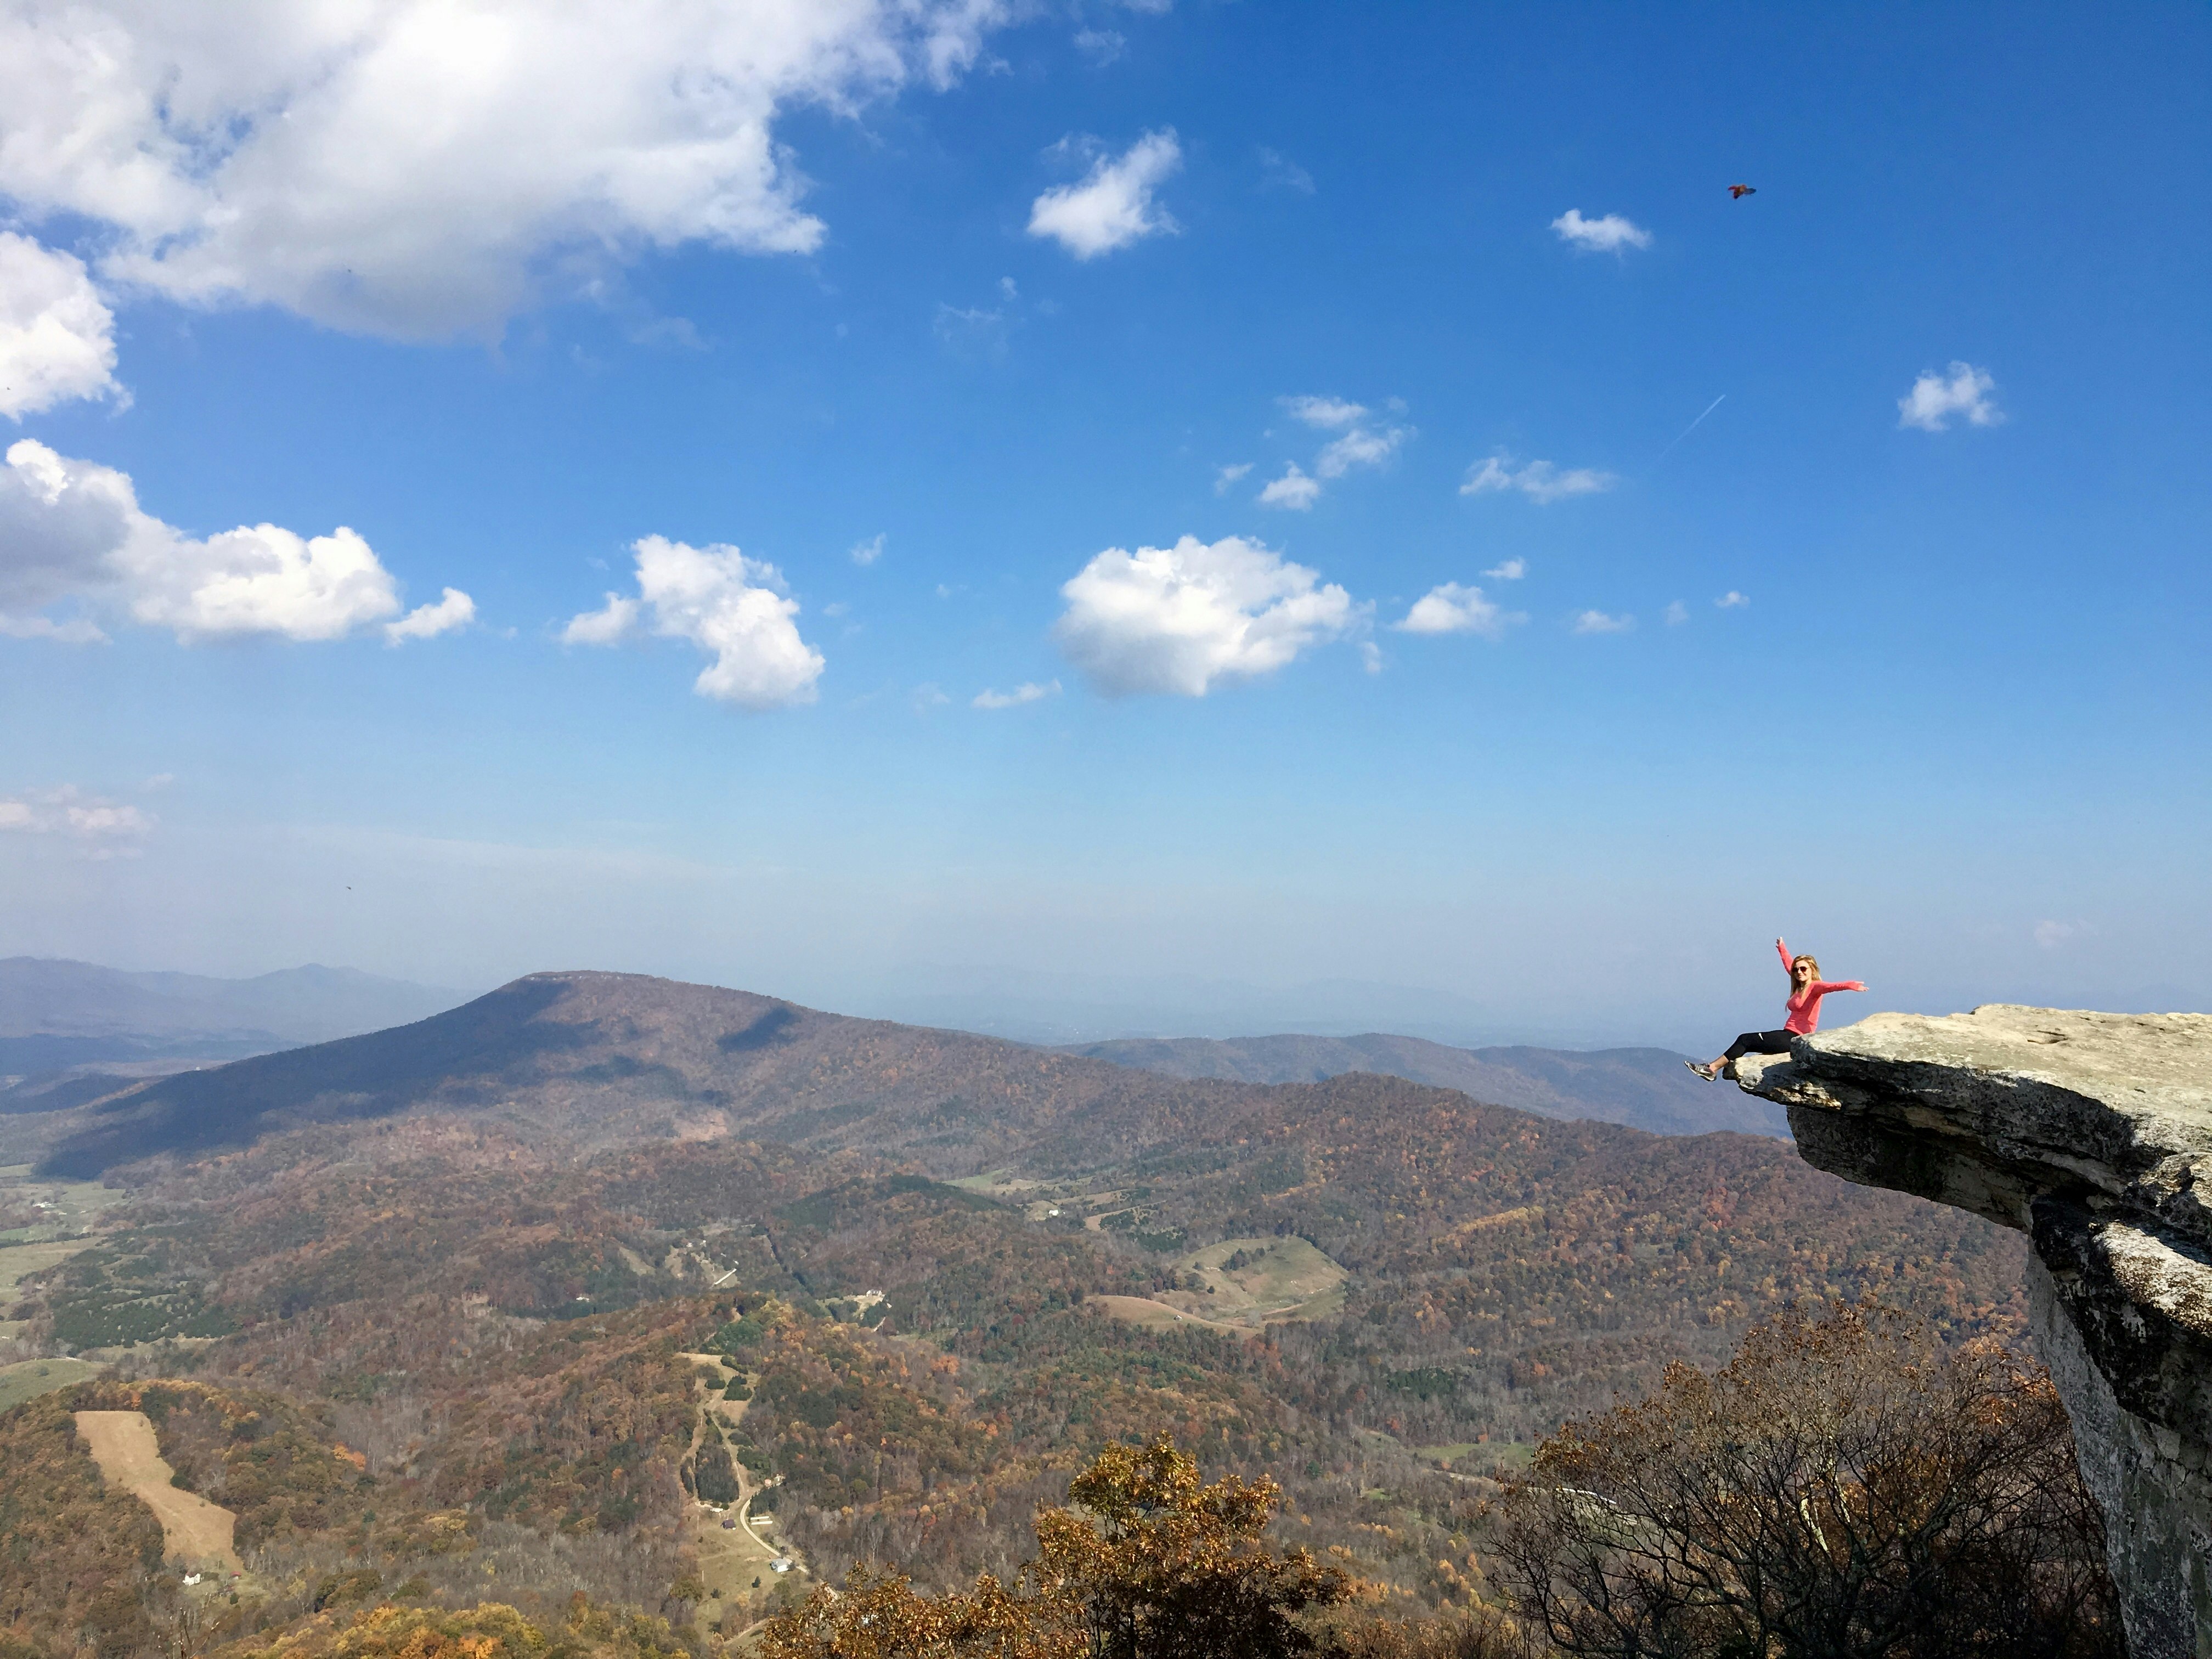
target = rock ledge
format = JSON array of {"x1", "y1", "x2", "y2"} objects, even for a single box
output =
[{"x1": 1739, "y1": 1006, "x2": 2211, "y2": 1659}]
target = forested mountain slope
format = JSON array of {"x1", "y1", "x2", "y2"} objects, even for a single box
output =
[
  {"x1": 2, "y1": 968, "x2": 2028, "y2": 1659},
  {"x1": 30, "y1": 971, "x2": 1255, "y2": 1177},
  {"x1": 1061, "y1": 1032, "x2": 1786, "y2": 1137}
]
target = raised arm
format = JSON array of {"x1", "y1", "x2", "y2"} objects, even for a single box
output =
[{"x1": 1776, "y1": 938, "x2": 1795, "y2": 975}]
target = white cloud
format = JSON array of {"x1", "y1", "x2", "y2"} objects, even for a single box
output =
[
  {"x1": 1028, "y1": 130, "x2": 1181, "y2": 259},
  {"x1": 0, "y1": 783, "x2": 154, "y2": 856},
  {"x1": 0, "y1": 1, "x2": 1018, "y2": 340},
  {"x1": 1315, "y1": 423, "x2": 1409, "y2": 478},
  {"x1": 1256, "y1": 147, "x2": 1314, "y2": 195},
  {"x1": 1054, "y1": 534, "x2": 1360, "y2": 696},
  {"x1": 1482, "y1": 557, "x2": 1526, "y2": 581},
  {"x1": 384, "y1": 586, "x2": 475, "y2": 644},
  {"x1": 973, "y1": 679, "x2": 1060, "y2": 709},
  {"x1": 850, "y1": 533, "x2": 885, "y2": 567},
  {"x1": 562, "y1": 594, "x2": 639, "y2": 646},
  {"x1": 1073, "y1": 29, "x2": 1125, "y2": 64},
  {"x1": 1257, "y1": 463, "x2": 1321, "y2": 510},
  {"x1": 1213, "y1": 462, "x2": 1253, "y2": 494},
  {"x1": 0, "y1": 233, "x2": 123, "y2": 418},
  {"x1": 1461, "y1": 454, "x2": 1617, "y2": 504},
  {"x1": 1551, "y1": 209, "x2": 1652, "y2": 253},
  {"x1": 1716, "y1": 590, "x2": 1749, "y2": 609},
  {"x1": 2034, "y1": 919, "x2": 2091, "y2": 951},
  {"x1": 1663, "y1": 600, "x2": 1689, "y2": 626},
  {"x1": 934, "y1": 302, "x2": 1013, "y2": 359},
  {"x1": 1898, "y1": 362, "x2": 2002, "y2": 431},
  {"x1": 1263, "y1": 394, "x2": 1410, "y2": 501},
  {"x1": 1281, "y1": 395, "x2": 1367, "y2": 429},
  {"x1": 1393, "y1": 583, "x2": 1516, "y2": 639},
  {"x1": 563, "y1": 535, "x2": 822, "y2": 709},
  {"x1": 0, "y1": 612, "x2": 106, "y2": 642},
  {"x1": 1573, "y1": 610, "x2": 1634, "y2": 634},
  {"x1": 0, "y1": 438, "x2": 461, "y2": 642}
]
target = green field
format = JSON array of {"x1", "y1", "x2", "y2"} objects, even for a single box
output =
[
  {"x1": 1, "y1": 1237, "x2": 94, "y2": 1308},
  {"x1": 0, "y1": 1169, "x2": 129, "y2": 1243},
  {"x1": 1168, "y1": 1235, "x2": 1348, "y2": 1325},
  {"x1": 0, "y1": 1357, "x2": 100, "y2": 1411}
]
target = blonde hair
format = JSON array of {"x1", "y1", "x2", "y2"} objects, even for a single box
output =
[{"x1": 1792, "y1": 954, "x2": 1820, "y2": 979}]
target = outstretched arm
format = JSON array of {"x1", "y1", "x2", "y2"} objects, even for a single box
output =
[
  {"x1": 1776, "y1": 938, "x2": 1794, "y2": 975},
  {"x1": 1811, "y1": 980, "x2": 1867, "y2": 994}
]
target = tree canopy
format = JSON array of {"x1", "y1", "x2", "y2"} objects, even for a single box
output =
[{"x1": 1492, "y1": 1302, "x2": 2122, "y2": 1659}]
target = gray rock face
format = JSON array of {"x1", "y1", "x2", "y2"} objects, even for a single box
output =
[{"x1": 1737, "y1": 1006, "x2": 2212, "y2": 1659}]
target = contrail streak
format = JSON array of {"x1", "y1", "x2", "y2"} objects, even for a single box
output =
[{"x1": 1656, "y1": 394, "x2": 1727, "y2": 463}]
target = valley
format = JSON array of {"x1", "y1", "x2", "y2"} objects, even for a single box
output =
[{"x1": 0, "y1": 971, "x2": 2030, "y2": 1657}]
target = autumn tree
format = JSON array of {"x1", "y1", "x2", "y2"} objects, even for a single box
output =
[
  {"x1": 1039, "y1": 1435, "x2": 1355, "y2": 1659},
  {"x1": 1492, "y1": 1301, "x2": 2123, "y2": 1659},
  {"x1": 759, "y1": 1435, "x2": 1353, "y2": 1659}
]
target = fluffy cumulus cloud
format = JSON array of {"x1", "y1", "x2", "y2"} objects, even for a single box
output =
[
  {"x1": 973, "y1": 679, "x2": 1059, "y2": 709},
  {"x1": 1028, "y1": 130, "x2": 1182, "y2": 259},
  {"x1": 1483, "y1": 557, "x2": 1526, "y2": 580},
  {"x1": 0, "y1": 234, "x2": 123, "y2": 418},
  {"x1": 1551, "y1": 210, "x2": 1651, "y2": 253},
  {"x1": 1393, "y1": 582, "x2": 1516, "y2": 639},
  {"x1": 564, "y1": 535, "x2": 823, "y2": 709},
  {"x1": 0, "y1": 784, "x2": 154, "y2": 857},
  {"x1": 1898, "y1": 363, "x2": 2002, "y2": 431},
  {"x1": 1054, "y1": 534, "x2": 1359, "y2": 696},
  {"x1": 1461, "y1": 454, "x2": 1617, "y2": 504},
  {"x1": 384, "y1": 587, "x2": 475, "y2": 644},
  {"x1": 0, "y1": 439, "x2": 464, "y2": 643},
  {"x1": 1256, "y1": 464, "x2": 1321, "y2": 510},
  {"x1": 0, "y1": 1, "x2": 1018, "y2": 340}
]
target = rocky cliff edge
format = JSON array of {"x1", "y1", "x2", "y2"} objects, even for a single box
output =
[{"x1": 1739, "y1": 1006, "x2": 2212, "y2": 1659}]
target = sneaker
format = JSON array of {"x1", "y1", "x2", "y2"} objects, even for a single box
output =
[{"x1": 1685, "y1": 1060, "x2": 1717, "y2": 1081}]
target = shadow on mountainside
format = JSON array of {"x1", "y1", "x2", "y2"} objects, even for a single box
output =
[
  {"x1": 31, "y1": 970, "x2": 1249, "y2": 1179},
  {"x1": 36, "y1": 977, "x2": 591, "y2": 1176}
]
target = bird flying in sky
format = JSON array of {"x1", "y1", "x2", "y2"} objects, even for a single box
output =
[{"x1": 1729, "y1": 184, "x2": 1757, "y2": 199}]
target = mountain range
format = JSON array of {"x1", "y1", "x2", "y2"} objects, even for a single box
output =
[
  {"x1": 1060, "y1": 1032, "x2": 1784, "y2": 1138},
  {"x1": 0, "y1": 956, "x2": 472, "y2": 1119},
  {"x1": 0, "y1": 964, "x2": 2023, "y2": 1652},
  {"x1": 3, "y1": 967, "x2": 1771, "y2": 1167},
  {"x1": 0, "y1": 956, "x2": 469, "y2": 1062}
]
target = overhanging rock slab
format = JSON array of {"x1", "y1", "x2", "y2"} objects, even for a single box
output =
[{"x1": 1738, "y1": 1006, "x2": 2212, "y2": 1659}]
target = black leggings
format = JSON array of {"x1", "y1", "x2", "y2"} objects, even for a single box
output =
[{"x1": 1724, "y1": 1030, "x2": 1797, "y2": 1062}]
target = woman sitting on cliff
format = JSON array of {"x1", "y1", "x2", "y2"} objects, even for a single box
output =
[{"x1": 1689, "y1": 939, "x2": 1866, "y2": 1080}]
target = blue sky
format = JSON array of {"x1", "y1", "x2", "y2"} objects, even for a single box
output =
[{"x1": 3, "y1": 2, "x2": 2208, "y2": 1047}]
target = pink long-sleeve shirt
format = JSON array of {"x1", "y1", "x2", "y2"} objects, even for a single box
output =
[{"x1": 1779, "y1": 939, "x2": 1865, "y2": 1034}]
